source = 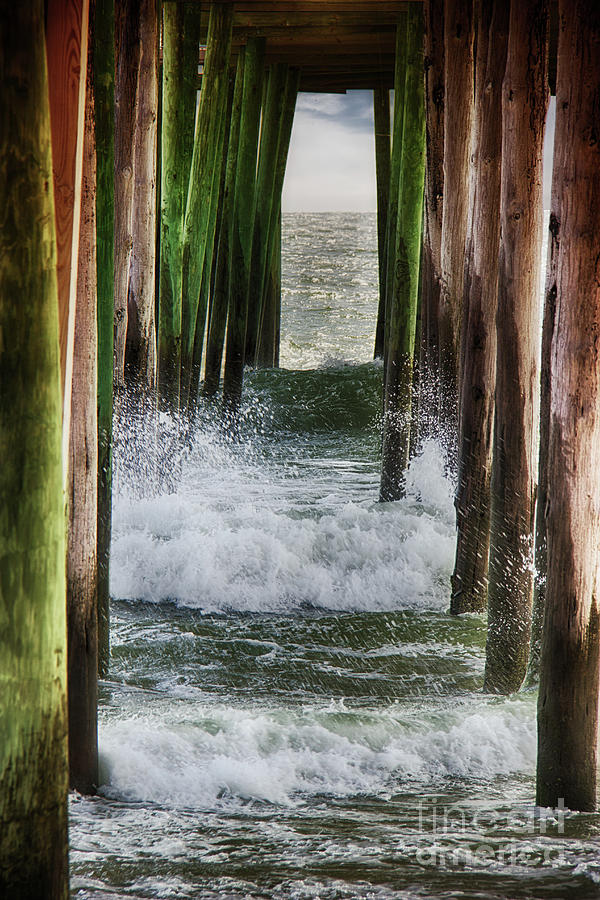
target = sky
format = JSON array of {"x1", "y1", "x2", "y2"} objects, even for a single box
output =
[
  {"x1": 282, "y1": 91, "x2": 377, "y2": 213},
  {"x1": 282, "y1": 91, "x2": 556, "y2": 213}
]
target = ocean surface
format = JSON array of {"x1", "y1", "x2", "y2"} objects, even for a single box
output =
[{"x1": 70, "y1": 212, "x2": 600, "y2": 899}]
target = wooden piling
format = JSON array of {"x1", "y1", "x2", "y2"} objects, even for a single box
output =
[
  {"x1": 438, "y1": 0, "x2": 474, "y2": 452},
  {"x1": 67, "y1": 11, "x2": 98, "y2": 792},
  {"x1": 180, "y1": 1, "x2": 233, "y2": 408},
  {"x1": 95, "y1": 0, "x2": 115, "y2": 678},
  {"x1": 246, "y1": 63, "x2": 288, "y2": 367},
  {"x1": 223, "y1": 36, "x2": 266, "y2": 411},
  {"x1": 450, "y1": 0, "x2": 508, "y2": 614},
  {"x1": 256, "y1": 66, "x2": 299, "y2": 369},
  {"x1": 158, "y1": 3, "x2": 201, "y2": 408},
  {"x1": 536, "y1": 0, "x2": 600, "y2": 811},
  {"x1": 125, "y1": 0, "x2": 158, "y2": 391},
  {"x1": 380, "y1": 6, "x2": 426, "y2": 501},
  {"x1": 204, "y1": 50, "x2": 246, "y2": 398},
  {"x1": 373, "y1": 87, "x2": 391, "y2": 360},
  {"x1": 484, "y1": 0, "x2": 548, "y2": 694},
  {"x1": 421, "y1": 0, "x2": 444, "y2": 423},
  {"x1": 0, "y1": 3, "x2": 69, "y2": 893},
  {"x1": 113, "y1": 0, "x2": 140, "y2": 390}
]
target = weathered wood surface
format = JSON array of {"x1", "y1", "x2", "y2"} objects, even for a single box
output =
[
  {"x1": 158, "y1": 4, "x2": 201, "y2": 408},
  {"x1": 373, "y1": 87, "x2": 391, "y2": 360},
  {"x1": 113, "y1": 0, "x2": 140, "y2": 389},
  {"x1": 67, "y1": 16, "x2": 98, "y2": 793},
  {"x1": 380, "y1": 6, "x2": 426, "y2": 501},
  {"x1": 223, "y1": 36, "x2": 265, "y2": 410},
  {"x1": 537, "y1": 0, "x2": 600, "y2": 812},
  {"x1": 126, "y1": 0, "x2": 158, "y2": 390},
  {"x1": 0, "y1": 3, "x2": 69, "y2": 893},
  {"x1": 421, "y1": 0, "x2": 444, "y2": 431},
  {"x1": 450, "y1": 0, "x2": 508, "y2": 614},
  {"x1": 181, "y1": 1, "x2": 233, "y2": 407},
  {"x1": 438, "y1": 0, "x2": 474, "y2": 452},
  {"x1": 204, "y1": 51, "x2": 246, "y2": 398},
  {"x1": 95, "y1": 0, "x2": 115, "y2": 678},
  {"x1": 484, "y1": 0, "x2": 548, "y2": 694}
]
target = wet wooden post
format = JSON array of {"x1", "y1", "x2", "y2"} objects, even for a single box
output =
[
  {"x1": 382, "y1": 14, "x2": 408, "y2": 373},
  {"x1": 380, "y1": 5, "x2": 426, "y2": 501},
  {"x1": 373, "y1": 87, "x2": 391, "y2": 360},
  {"x1": 256, "y1": 66, "x2": 299, "y2": 368},
  {"x1": 113, "y1": 0, "x2": 140, "y2": 391},
  {"x1": 180, "y1": 1, "x2": 233, "y2": 408},
  {"x1": 245, "y1": 63, "x2": 288, "y2": 367},
  {"x1": 204, "y1": 50, "x2": 246, "y2": 398},
  {"x1": 158, "y1": 3, "x2": 201, "y2": 408},
  {"x1": 46, "y1": 0, "x2": 89, "y2": 472},
  {"x1": 223, "y1": 36, "x2": 266, "y2": 411},
  {"x1": 67, "y1": 11, "x2": 98, "y2": 792},
  {"x1": 438, "y1": 0, "x2": 474, "y2": 453},
  {"x1": 0, "y1": 3, "x2": 69, "y2": 893},
  {"x1": 484, "y1": 0, "x2": 548, "y2": 694},
  {"x1": 450, "y1": 0, "x2": 509, "y2": 614},
  {"x1": 421, "y1": 0, "x2": 444, "y2": 425},
  {"x1": 537, "y1": 0, "x2": 600, "y2": 812},
  {"x1": 125, "y1": 0, "x2": 158, "y2": 391},
  {"x1": 95, "y1": 0, "x2": 115, "y2": 678}
]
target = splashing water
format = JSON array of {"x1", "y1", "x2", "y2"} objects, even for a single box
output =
[{"x1": 70, "y1": 213, "x2": 600, "y2": 900}]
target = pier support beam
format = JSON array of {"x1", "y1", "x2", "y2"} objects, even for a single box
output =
[
  {"x1": 484, "y1": 0, "x2": 548, "y2": 694},
  {"x1": 421, "y1": 0, "x2": 444, "y2": 425},
  {"x1": 125, "y1": 0, "x2": 158, "y2": 391},
  {"x1": 536, "y1": 0, "x2": 600, "y2": 812},
  {"x1": 95, "y1": 0, "x2": 114, "y2": 678},
  {"x1": 0, "y1": 3, "x2": 69, "y2": 893},
  {"x1": 380, "y1": 6, "x2": 426, "y2": 500},
  {"x1": 204, "y1": 50, "x2": 246, "y2": 397},
  {"x1": 223, "y1": 36, "x2": 265, "y2": 411},
  {"x1": 450, "y1": 0, "x2": 508, "y2": 614},
  {"x1": 67, "y1": 14, "x2": 98, "y2": 792},
  {"x1": 180, "y1": 1, "x2": 233, "y2": 408},
  {"x1": 158, "y1": 4, "x2": 201, "y2": 408},
  {"x1": 373, "y1": 87, "x2": 391, "y2": 360},
  {"x1": 438, "y1": 0, "x2": 474, "y2": 454}
]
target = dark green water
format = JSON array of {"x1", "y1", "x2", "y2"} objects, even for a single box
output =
[{"x1": 69, "y1": 214, "x2": 600, "y2": 899}]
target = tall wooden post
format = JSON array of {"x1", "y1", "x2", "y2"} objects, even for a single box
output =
[
  {"x1": 422, "y1": 0, "x2": 444, "y2": 428},
  {"x1": 204, "y1": 50, "x2": 246, "y2": 397},
  {"x1": 484, "y1": 0, "x2": 548, "y2": 694},
  {"x1": 450, "y1": 0, "x2": 509, "y2": 614},
  {"x1": 95, "y1": 0, "x2": 114, "y2": 678},
  {"x1": 373, "y1": 87, "x2": 391, "y2": 360},
  {"x1": 180, "y1": 1, "x2": 233, "y2": 407},
  {"x1": 245, "y1": 63, "x2": 288, "y2": 367},
  {"x1": 46, "y1": 0, "x2": 89, "y2": 473},
  {"x1": 256, "y1": 66, "x2": 299, "y2": 368},
  {"x1": 0, "y1": 3, "x2": 69, "y2": 894},
  {"x1": 438, "y1": 0, "x2": 474, "y2": 453},
  {"x1": 223, "y1": 36, "x2": 265, "y2": 411},
  {"x1": 537, "y1": 0, "x2": 600, "y2": 812},
  {"x1": 380, "y1": 6, "x2": 426, "y2": 501},
  {"x1": 68, "y1": 10, "x2": 98, "y2": 792},
  {"x1": 113, "y1": 0, "x2": 140, "y2": 390},
  {"x1": 125, "y1": 0, "x2": 158, "y2": 390},
  {"x1": 158, "y1": 3, "x2": 201, "y2": 408}
]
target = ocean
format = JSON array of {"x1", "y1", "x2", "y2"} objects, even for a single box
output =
[{"x1": 69, "y1": 212, "x2": 600, "y2": 899}]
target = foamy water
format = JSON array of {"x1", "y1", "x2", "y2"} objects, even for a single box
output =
[{"x1": 70, "y1": 213, "x2": 600, "y2": 900}]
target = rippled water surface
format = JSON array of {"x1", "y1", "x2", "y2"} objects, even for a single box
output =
[{"x1": 70, "y1": 213, "x2": 600, "y2": 899}]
